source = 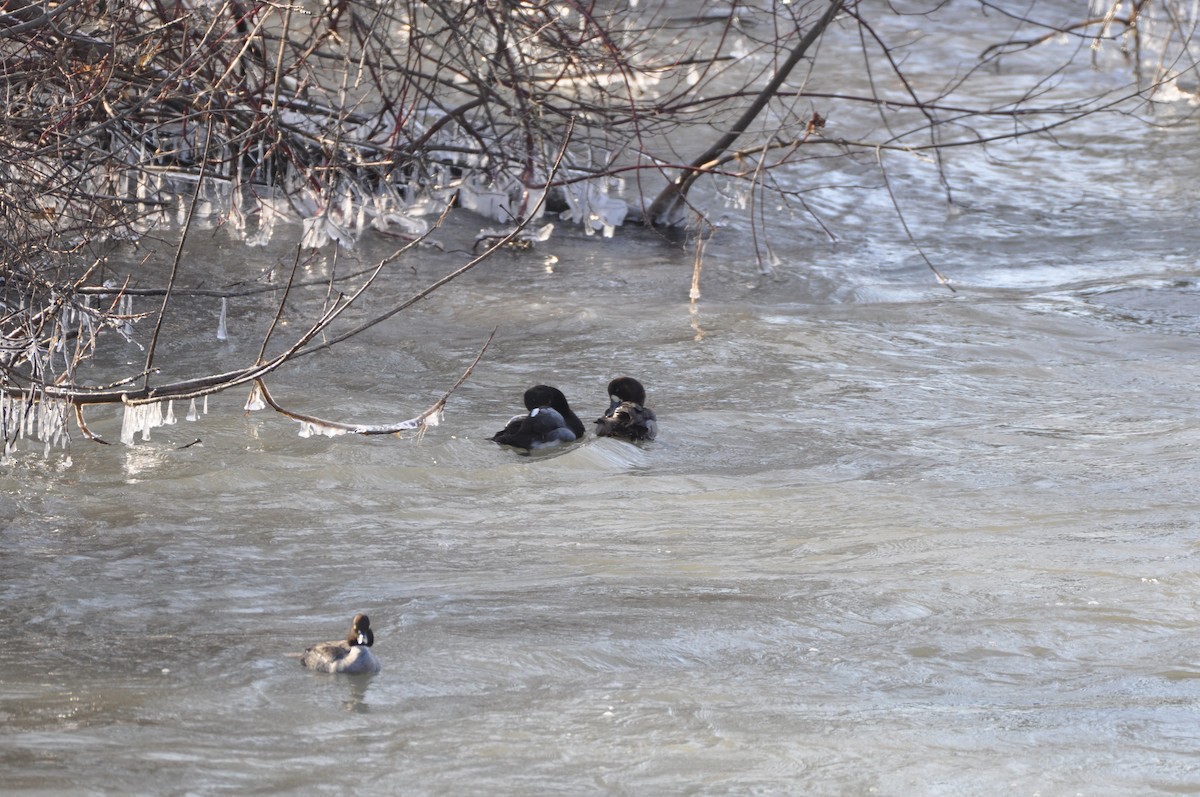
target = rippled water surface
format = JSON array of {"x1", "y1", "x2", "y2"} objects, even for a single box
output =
[{"x1": 6, "y1": 7, "x2": 1200, "y2": 797}]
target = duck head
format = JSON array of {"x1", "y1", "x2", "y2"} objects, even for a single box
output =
[
  {"x1": 596, "y1": 377, "x2": 657, "y2": 441},
  {"x1": 522, "y1": 385, "x2": 585, "y2": 438},
  {"x1": 606, "y1": 376, "x2": 647, "y2": 409},
  {"x1": 348, "y1": 613, "x2": 375, "y2": 647}
]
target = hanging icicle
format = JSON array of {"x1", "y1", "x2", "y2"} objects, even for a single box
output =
[
  {"x1": 119, "y1": 400, "x2": 169, "y2": 446},
  {"x1": 119, "y1": 402, "x2": 139, "y2": 446},
  {"x1": 244, "y1": 383, "x2": 266, "y2": 411},
  {"x1": 1, "y1": 394, "x2": 72, "y2": 457},
  {"x1": 141, "y1": 402, "x2": 163, "y2": 440},
  {"x1": 217, "y1": 297, "x2": 228, "y2": 341},
  {"x1": 120, "y1": 294, "x2": 134, "y2": 339}
]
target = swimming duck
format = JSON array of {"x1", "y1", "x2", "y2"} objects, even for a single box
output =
[
  {"x1": 595, "y1": 376, "x2": 657, "y2": 441},
  {"x1": 300, "y1": 613, "x2": 381, "y2": 674},
  {"x1": 491, "y1": 385, "x2": 586, "y2": 449}
]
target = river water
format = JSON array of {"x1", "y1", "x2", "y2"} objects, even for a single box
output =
[{"x1": 5, "y1": 4, "x2": 1200, "y2": 796}]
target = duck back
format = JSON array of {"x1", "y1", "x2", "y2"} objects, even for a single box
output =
[{"x1": 492, "y1": 385, "x2": 584, "y2": 449}]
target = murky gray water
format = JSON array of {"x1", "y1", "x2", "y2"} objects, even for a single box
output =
[{"x1": 6, "y1": 6, "x2": 1200, "y2": 796}]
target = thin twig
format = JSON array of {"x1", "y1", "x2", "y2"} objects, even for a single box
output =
[{"x1": 875, "y1": 147, "x2": 955, "y2": 293}]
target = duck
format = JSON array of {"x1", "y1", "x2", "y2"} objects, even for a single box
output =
[
  {"x1": 491, "y1": 385, "x2": 586, "y2": 449},
  {"x1": 300, "y1": 613, "x2": 381, "y2": 674},
  {"x1": 595, "y1": 376, "x2": 657, "y2": 441}
]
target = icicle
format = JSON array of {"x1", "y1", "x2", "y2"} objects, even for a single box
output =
[
  {"x1": 244, "y1": 383, "x2": 266, "y2": 411},
  {"x1": 81, "y1": 304, "x2": 95, "y2": 342},
  {"x1": 136, "y1": 158, "x2": 149, "y2": 216},
  {"x1": 119, "y1": 400, "x2": 169, "y2": 445},
  {"x1": 203, "y1": 395, "x2": 208, "y2": 415},
  {"x1": 22, "y1": 397, "x2": 34, "y2": 438},
  {"x1": 51, "y1": 414, "x2": 67, "y2": 450},
  {"x1": 26, "y1": 343, "x2": 42, "y2": 380},
  {"x1": 355, "y1": 194, "x2": 367, "y2": 234},
  {"x1": 56, "y1": 312, "x2": 69, "y2": 353},
  {"x1": 246, "y1": 198, "x2": 278, "y2": 247},
  {"x1": 187, "y1": 399, "x2": 199, "y2": 422},
  {"x1": 301, "y1": 216, "x2": 329, "y2": 249},
  {"x1": 141, "y1": 402, "x2": 163, "y2": 440},
  {"x1": 559, "y1": 181, "x2": 627, "y2": 237},
  {"x1": 217, "y1": 297, "x2": 228, "y2": 341},
  {"x1": 165, "y1": 401, "x2": 176, "y2": 425},
  {"x1": 5, "y1": 394, "x2": 13, "y2": 425},
  {"x1": 229, "y1": 179, "x2": 246, "y2": 238},
  {"x1": 37, "y1": 399, "x2": 62, "y2": 445},
  {"x1": 297, "y1": 420, "x2": 349, "y2": 438},
  {"x1": 120, "y1": 402, "x2": 138, "y2": 446},
  {"x1": 120, "y1": 294, "x2": 134, "y2": 338}
]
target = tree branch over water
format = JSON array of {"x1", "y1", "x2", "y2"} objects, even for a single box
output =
[
  {"x1": 0, "y1": 0, "x2": 1188, "y2": 456},
  {"x1": 645, "y1": 0, "x2": 844, "y2": 226}
]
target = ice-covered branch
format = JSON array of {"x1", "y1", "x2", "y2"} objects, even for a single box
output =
[{"x1": 249, "y1": 327, "x2": 496, "y2": 439}]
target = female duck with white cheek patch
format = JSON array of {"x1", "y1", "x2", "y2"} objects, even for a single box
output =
[{"x1": 301, "y1": 613, "x2": 381, "y2": 674}]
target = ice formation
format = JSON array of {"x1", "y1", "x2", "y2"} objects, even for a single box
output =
[
  {"x1": 475, "y1": 223, "x2": 554, "y2": 249},
  {"x1": 183, "y1": 396, "x2": 211, "y2": 422},
  {"x1": 301, "y1": 213, "x2": 355, "y2": 250},
  {"x1": 119, "y1": 400, "x2": 169, "y2": 446},
  {"x1": 1, "y1": 393, "x2": 70, "y2": 459},
  {"x1": 291, "y1": 405, "x2": 442, "y2": 438},
  {"x1": 559, "y1": 180, "x2": 627, "y2": 237},
  {"x1": 119, "y1": 293, "x2": 135, "y2": 339},
  {"x1": 457, "y1": 178, "x2": 514, "y2": 220},
  {"x1": 244, "y1": 384, "x2": 266, "y2": 412},
  {"x1": 457, "y1": 176, "x2": 547, "y2": 225},
  {"x1": 297, "y1": 420, "x2": 350, "y2": 438}
]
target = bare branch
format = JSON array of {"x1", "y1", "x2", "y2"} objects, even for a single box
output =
[
  {"x1": 252, "y1": 326, "x2": 497, "y2": 437},
  {"x1": 645, "y1": 0, "x2": 844, "y2": 225}
]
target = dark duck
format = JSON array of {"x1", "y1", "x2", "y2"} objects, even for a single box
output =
[
  {"x1": 491, "y1": 385, "x2": 586, "y2": 450},
  {"x1": 300, "y1": 613, "x2": 381, "y2": 674},
  {"x1": 595, "y1": 376, "x2": 657, "y2": 441}
]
